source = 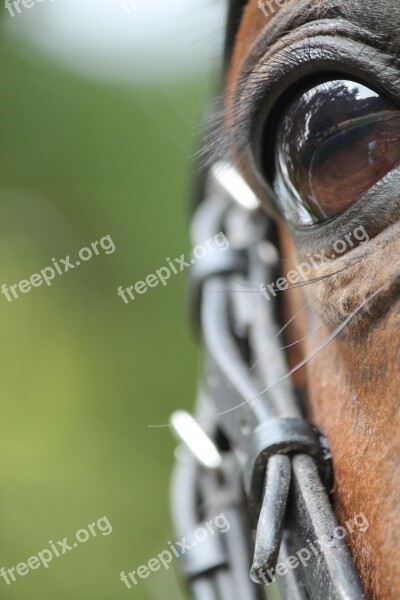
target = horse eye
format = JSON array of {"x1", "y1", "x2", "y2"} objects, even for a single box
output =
[{"x1": 265, "y1": 79, "x2": 400, "y2": 226}]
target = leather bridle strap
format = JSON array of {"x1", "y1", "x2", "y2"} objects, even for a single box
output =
[{"x1": 171, "y1": 165, "x2": 366, "y2": 600}]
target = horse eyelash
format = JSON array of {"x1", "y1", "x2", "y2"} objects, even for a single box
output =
[
  {"x1": 197, "y1": 35, "x2": 320, "y2": 173},
  {"x1": 195, "y1": 66, "x2": 270, "y2": 170},
  {"x1": 195, "y1": 97, "x2": 231, "y2": 170}
]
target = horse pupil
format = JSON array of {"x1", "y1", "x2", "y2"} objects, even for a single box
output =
[{"x1": 269, "y1": 79, "x2": 400, "y2": 225}]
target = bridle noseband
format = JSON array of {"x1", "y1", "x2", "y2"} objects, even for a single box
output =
[{"x1": 170, "y1": 3, "x2": 367, "y2": 598}]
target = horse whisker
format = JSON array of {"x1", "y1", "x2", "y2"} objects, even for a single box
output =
[
  {"x1": 184, "y1": 278, "x2": 392, "y2": 425},
  {"x1": 287, "y1": 258, "x2": 363, "y2": 289},
  {"x1": 249, "y1": 297, "x2": 320, "y2": 371},
  {"x1": 276, "y1": 312, "x2": 340, "y2": 351},
  {"x1": 206, "y1": 256, "x2": 364, "y2": 295},
  {"x1": 149, "y1": 268, "x2": 394, "y2": 428}
]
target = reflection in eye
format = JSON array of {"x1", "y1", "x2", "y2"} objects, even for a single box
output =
[{"x1": 269, "y1": 79, "x2": 400, "y2": 225}]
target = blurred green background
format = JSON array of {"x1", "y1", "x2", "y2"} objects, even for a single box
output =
[{"x1": 0, "y1": 4, "x2": 217, "y2": 597}]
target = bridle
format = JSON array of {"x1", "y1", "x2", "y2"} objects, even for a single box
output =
[{"x1": 170, "y1": 2, "x2": 367, "y2": 598}]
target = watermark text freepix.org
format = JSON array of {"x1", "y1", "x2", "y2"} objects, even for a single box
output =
[
  {"x1": 0, "y1": 516, "x2": 112, "y2": 586},
  {"x1": 5, "y1": 0, "x2": 55, "y2": 17},
  {"x1": 117, "y1": 232, "x2": 229, "y2": 304},
  {"x1": 120, "y1": 512, "x2": 230, "y2": 589},
  {"x1": 1, "y1": 234, "x2": 116, "y2": 303},
  {"x1": 259, "y1": 225, "x2": 369, "y2": 302},
  {"x1": 254, "y1": 512, "x2": 369, "y2": 585},
  {"x1": 258, "y1": 0, "x2": 289, "y2": 18}
]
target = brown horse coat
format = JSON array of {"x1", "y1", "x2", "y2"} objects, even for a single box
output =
[{"x1": 219, "y1": 1, "x2": 400, "y2": 598}]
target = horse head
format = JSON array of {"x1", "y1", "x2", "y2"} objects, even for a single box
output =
[{"x1": 172, "y1": 2, "x2": 400, "y2": 599}]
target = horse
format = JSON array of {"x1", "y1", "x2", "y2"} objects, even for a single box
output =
[{"x1": 171, "y1": 1, "x2": 400, "y2": 599}]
